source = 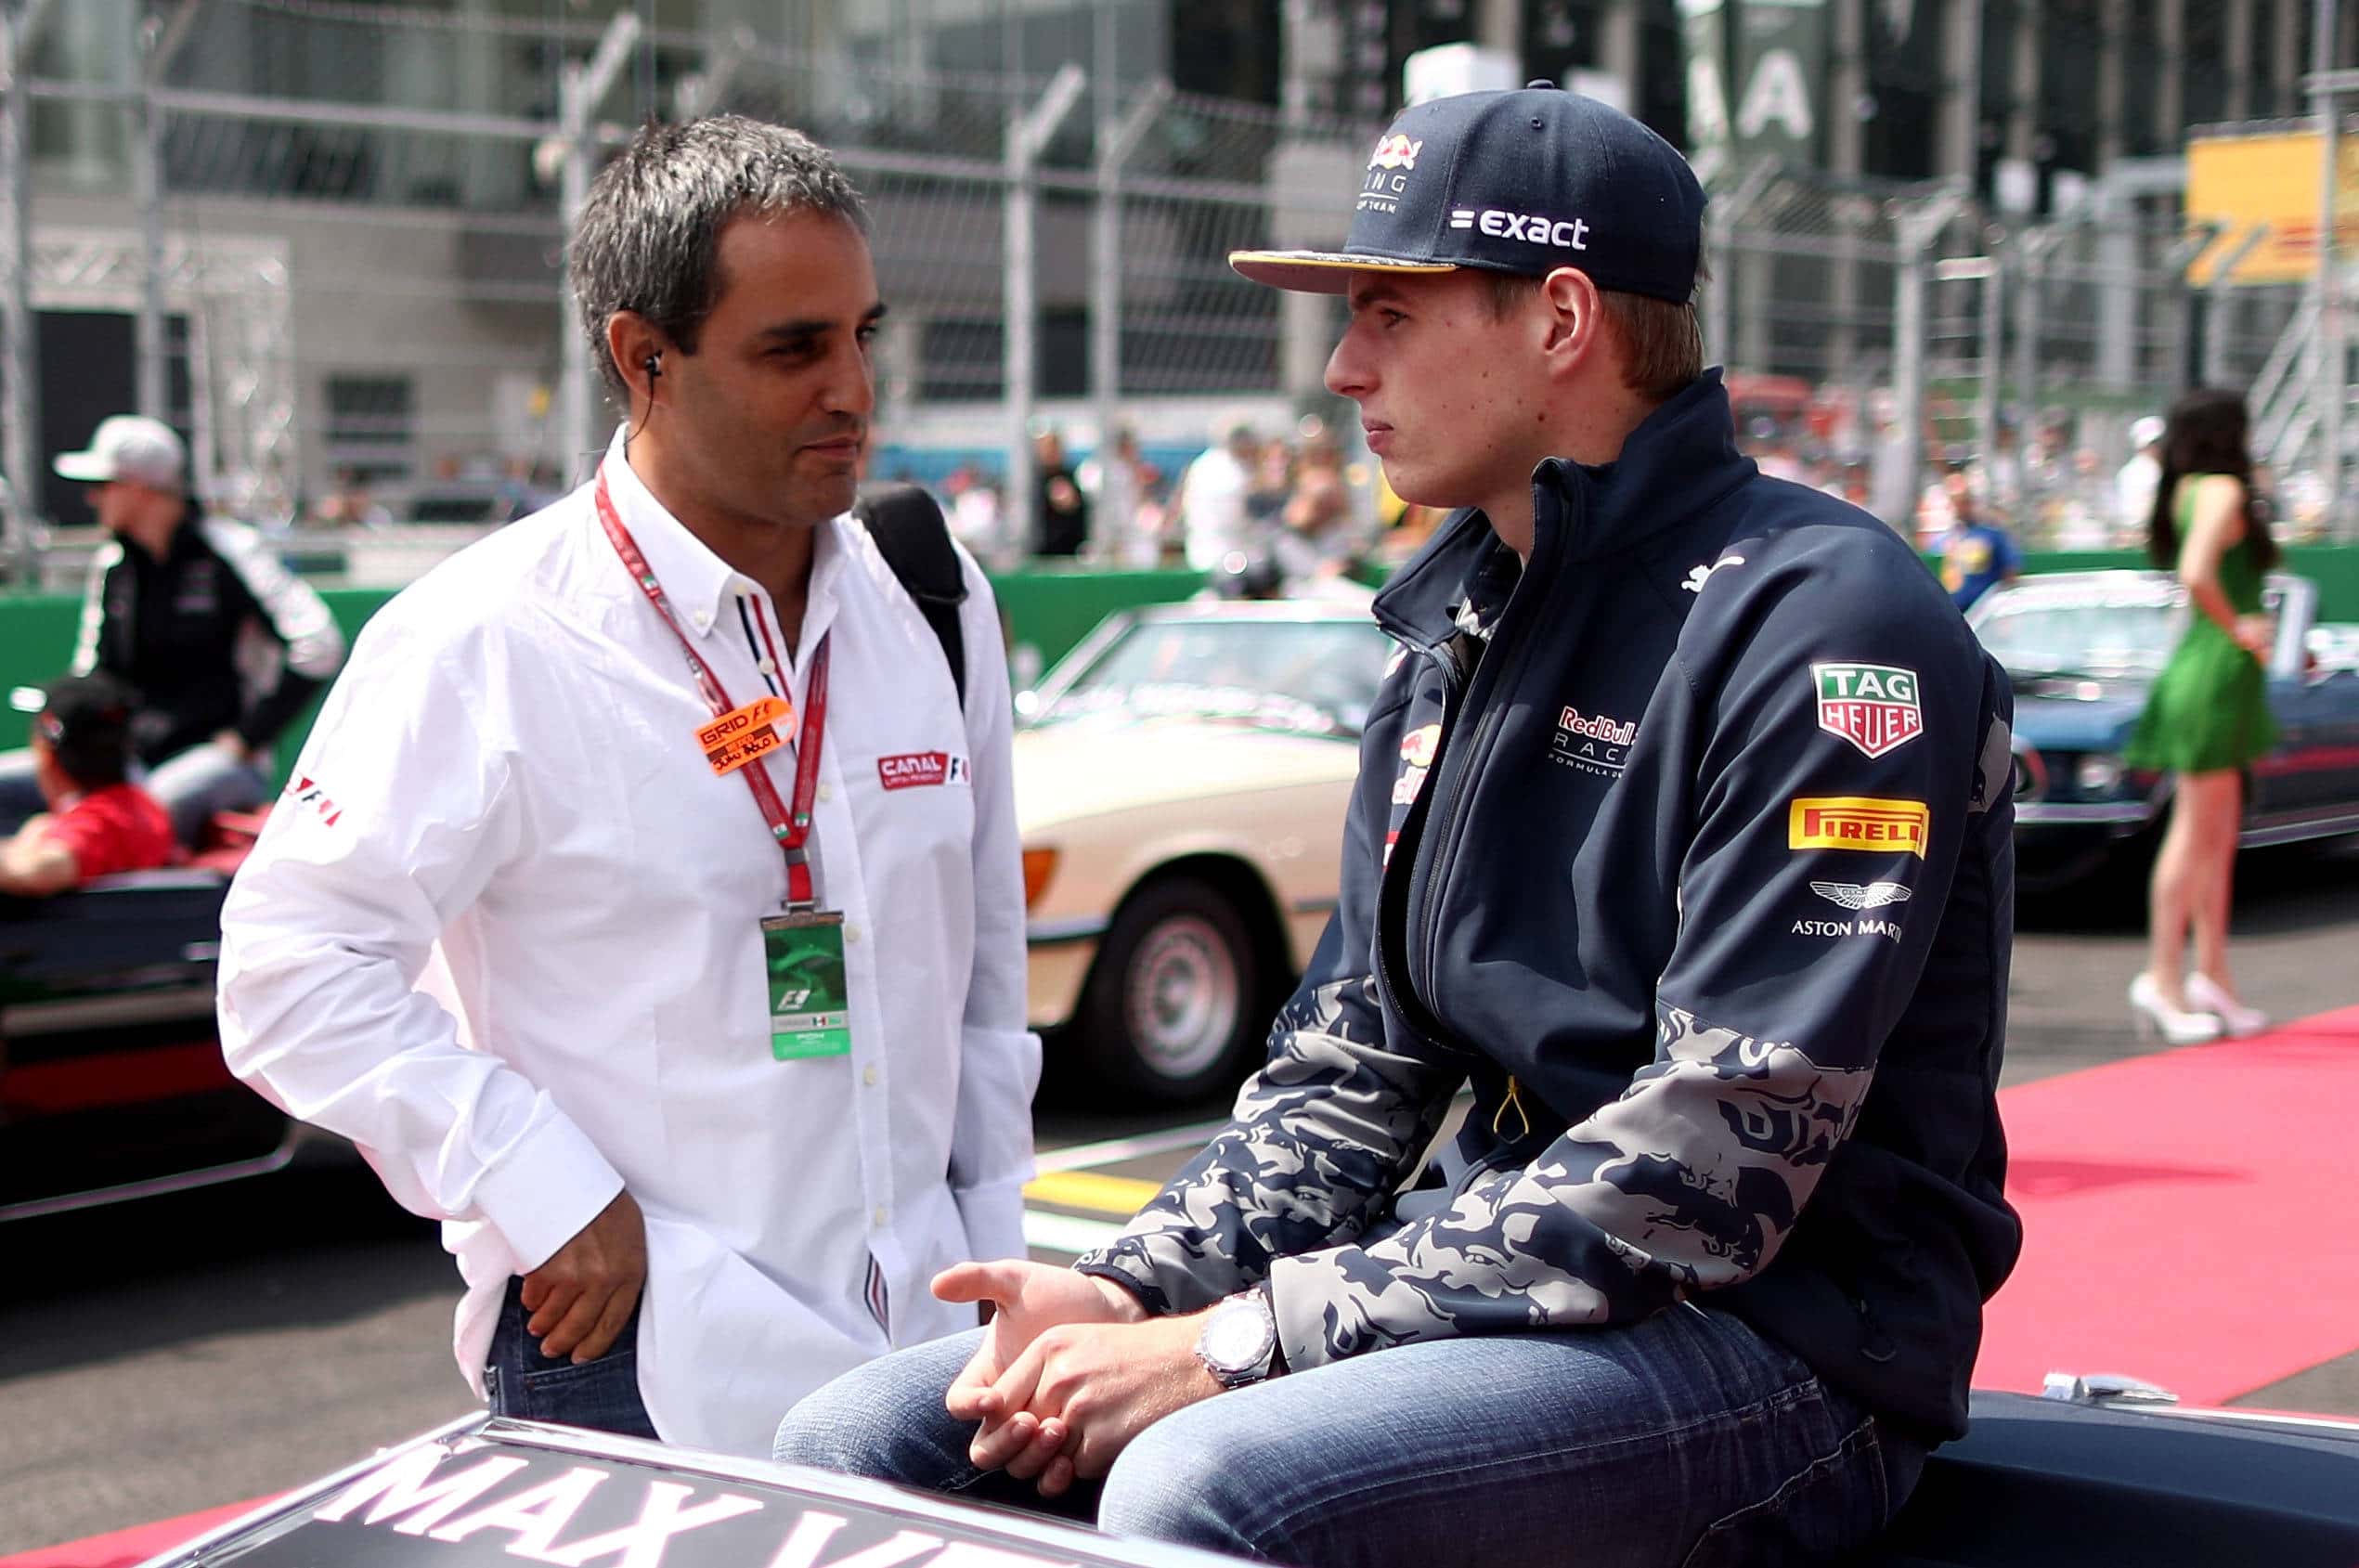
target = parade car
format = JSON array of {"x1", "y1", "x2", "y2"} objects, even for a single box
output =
[
  {"x1": 123, "y1": 1379, "x2": 2359, "y2": 1568},
  {"x1": 0, "y1": 850, "x2": 294, "y2": 1224},
  {"x1": 1013, "y1": 601, "x2": 1391, "y2": 1103},
  {"x1": 1973, "y1": 570, "x2": 2359, "y2": 889}
]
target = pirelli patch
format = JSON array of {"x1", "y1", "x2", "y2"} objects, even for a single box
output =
[
  {"x1": 1813, "y1": 662, "x2": 1923, "y2": 758},
  {"x1": 1790, "y1": 796, "x2": 1929, "y2": 858}
]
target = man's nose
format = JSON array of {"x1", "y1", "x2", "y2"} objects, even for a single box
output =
[
  {"x1": 1325, "y1": 330, "x2": 1371, "y2": 402},
  {"x1": 825, "y1": 338, "x2": 875, "y2": 421}
]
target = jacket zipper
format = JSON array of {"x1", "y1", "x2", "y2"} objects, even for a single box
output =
[
  {"x1": 1407, "y1": 562, "x2": 1545, "y2": 1015},
  {"x1": 1440, "y1": 1079, "x2": 1536, "y2": 1204},
  {"x1": 1370, "y1": 644, "x2": 1465, "y2": 1060}
]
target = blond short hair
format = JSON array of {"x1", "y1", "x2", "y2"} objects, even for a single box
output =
[{"x1": 1485, "y1": 270, "x2": 1705, "y2": 402}]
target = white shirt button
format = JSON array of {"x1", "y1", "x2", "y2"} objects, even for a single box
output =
[
  {"x1": 691, "y1": 611, "x2": 710, "y2": 630},
  {"x1": 873, "y1": 1205, "x2": 889, "y2": 1227},
  {"x1": 817, "y1": 783, "x2": 833, "y2": 803},
  {"x1": 844, "y1": 922, "x2": 862, "y2": 944},
  {"x1": 758, "y1": 657, "x2": 777, "y2": 675},
  {"x1": 862, "y1": 1065, "x2": 878, "y2": 1087}
]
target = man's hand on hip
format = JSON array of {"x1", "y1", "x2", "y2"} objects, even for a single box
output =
[{"x1": 522, "y1": 1188, "x2": 647, "y2": 1363}]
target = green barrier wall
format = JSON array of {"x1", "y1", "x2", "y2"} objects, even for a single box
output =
[
  {"x1": 1918, "y1": 545, "x2": 2359, "y2": 620},
  {"x1": 0, "y1": 566, "x2": 1211, "y2": 782}
]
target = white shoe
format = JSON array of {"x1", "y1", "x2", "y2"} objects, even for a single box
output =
[
  {"x1": 2186, "y1": 973, "x2": 2269, "y2": 1038},
  {"x1": 2128, "y1": 974, "x2": 2223, "y2": 1045}
]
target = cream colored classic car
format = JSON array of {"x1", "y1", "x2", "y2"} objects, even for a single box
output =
[{"x1": 1013, "y1": 601, "x2": 1393, "y2": 1102}]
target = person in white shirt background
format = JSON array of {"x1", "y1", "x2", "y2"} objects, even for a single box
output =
[
  {"x1": 2116, "y1": 414, "x2": 2166, "y2": 539},
  {"x1": 215, "y1": 116, "x2": 1040, "y2": 1457},
  {"x1": 1175, "y1": 412, "x2": 1261, "y2": 569}
]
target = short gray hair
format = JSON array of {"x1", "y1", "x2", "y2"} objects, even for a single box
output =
[{"x1": 569, "y1": 115, "x2": 868, "y2": 395}]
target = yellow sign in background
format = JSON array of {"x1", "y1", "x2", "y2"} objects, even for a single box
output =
[{"x1": 2184, "y1": 127, "x2": 2359, "y2": 286}]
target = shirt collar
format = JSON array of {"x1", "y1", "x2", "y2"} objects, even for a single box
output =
[{"x1": 599, "y1": 429, "x2": 849, "y2": 646}]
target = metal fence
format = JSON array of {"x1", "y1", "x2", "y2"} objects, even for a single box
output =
[
  {"x1": 1, "y1": 0, "x2": 2347, "y2": 570},
  {"x1": 1705, "y1": 158, "x2": 2328, "y2": 546},
  {"x1": 0, "y1": 0, "x2": 1373, "y2": 564}
]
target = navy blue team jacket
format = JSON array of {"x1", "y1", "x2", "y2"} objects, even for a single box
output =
[{"x1": 1081, "y1": 370, "x2": 2023, "y2": 1441}]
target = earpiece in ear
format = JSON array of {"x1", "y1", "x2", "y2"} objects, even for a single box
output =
[{"x1": 643, "y1": 353, "x2": 663, "y2": 382}]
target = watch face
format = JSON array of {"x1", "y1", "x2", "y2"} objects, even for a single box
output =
[{"x1": 1203, "y1": 1296, "x2": 1274, "y2": 1373}]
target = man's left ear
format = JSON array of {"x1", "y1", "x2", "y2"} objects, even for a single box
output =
[{"x1": 1539, "y1": 266, "x2": 1603, "y2": 365}]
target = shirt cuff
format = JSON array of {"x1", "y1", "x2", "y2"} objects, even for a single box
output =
[
  {"x1": 469, "y1": 1108, "x2": 628, "y2": 1273},
  {"x1": 953, "y1": 1176, "x2": 1030, "y2": 1264}
]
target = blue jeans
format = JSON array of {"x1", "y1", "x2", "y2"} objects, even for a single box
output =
[
  {"x1": 0, "y1": 741, "x2": 266, "y2": 847},
  {"x1": 773, "y1": 1305, "x2": 1923, "y2": 1567},
  {"x1": 484, "y1": 1276, "x2": 658, "y2": 1441},
  {"x1": 144, "y1": 741, "x2": 270, "y2": 848}
]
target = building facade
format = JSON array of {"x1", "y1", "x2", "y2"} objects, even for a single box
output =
[{"x1": 6, "y1": 0, "x2": 2336, "y2": 525}]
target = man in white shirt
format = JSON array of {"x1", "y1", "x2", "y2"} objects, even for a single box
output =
[
  {"x1": 2116, "y1": 413, "x2": 2165, "y2": 537},
  {"x1": 1176, "y1": 414, "x2": 1261, "y2": 570},
  {"x1": 216, "y1": 116, "x2": 1039, "y2": 1458}
]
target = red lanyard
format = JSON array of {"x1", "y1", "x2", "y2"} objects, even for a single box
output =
[{"x1": 593, "y1": 468, "x2": 830, "y2": 909}]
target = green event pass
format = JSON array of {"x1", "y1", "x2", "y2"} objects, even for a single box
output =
[{"x1": 761, "y1": 912, "x2": 853, "y2": 1059}]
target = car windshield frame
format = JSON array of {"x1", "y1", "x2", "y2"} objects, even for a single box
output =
[
  {"x1": 1969, "y1": 577, "x2": 2186, "y2": 683},
  {"x1": 1025, "y1": 613, "x2": 1393, "y2": 741}
]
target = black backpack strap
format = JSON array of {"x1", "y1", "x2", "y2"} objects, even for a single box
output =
[{"x1": 855, "y1": 482, "x2": 969, "y2": 709}]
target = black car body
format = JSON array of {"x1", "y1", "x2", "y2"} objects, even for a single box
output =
[
  {"x1": 1975, "y1": 571, "x2": 2359, "y2": 888},
  {"x1": 0, "y1": 868, "x2": 292, "y2": 1221},
  {"x1": 129, "y1": 1388, "x2": 2359, "y2": 1568}
]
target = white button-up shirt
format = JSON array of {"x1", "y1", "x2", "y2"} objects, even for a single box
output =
[{"x1": 217, "y1": 437, "x2": 1039, "y2": 1457}]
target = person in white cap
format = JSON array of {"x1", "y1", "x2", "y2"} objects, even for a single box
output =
[
  {"x1": 0, "y1": 414, "x2": 345, "y2": 847},
  {"x1": 2115, "y1": 413, "x2": 2167, "y2": 538}
]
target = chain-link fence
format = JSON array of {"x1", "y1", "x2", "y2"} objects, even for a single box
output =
[
  {"x1": 6, "y1": 0, "x2": 2346, "y2": 574},
  {"x1": 0, "y1": 0, "x2": 1373, "y2": 576},
  {"x1": 1705, "y1": 157, "x2": 2327, "y2": 546}
]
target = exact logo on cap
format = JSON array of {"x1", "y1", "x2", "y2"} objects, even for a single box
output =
[
  {"x1": 1359, "y1": 133, "x2": 1423, "y2": 215},
  {"x1": 1448, "y1": 208, "x2": 1590, "y2": 252}
]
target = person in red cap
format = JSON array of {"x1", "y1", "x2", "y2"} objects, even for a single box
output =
[
  {"x1": 0, "y1": 672, "x2": 176, "y2": 896},
  {"x1": 780, "y1": 81, "x2": 2018, "y2": 1568}
]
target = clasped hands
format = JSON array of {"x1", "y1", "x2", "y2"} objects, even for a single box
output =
[{"x1": 934, "y1": 1259, "x2": 1224, "y2": 1498}]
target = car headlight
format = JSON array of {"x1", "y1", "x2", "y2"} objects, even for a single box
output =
[
  {"x1": 1022, "y1": 847, "x2": 1059, "y2": 909},
  {"x1": 2076, "y1": 754, "x2": 2124, "y2": 796}
]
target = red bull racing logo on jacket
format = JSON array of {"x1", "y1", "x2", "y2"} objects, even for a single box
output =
[
  {"x1": 1812, "y1": 662, "x2": 1923, "y2": 758},
  {"x1": 1551, "y1": 706, "x2": 1638, "y2": 777}
]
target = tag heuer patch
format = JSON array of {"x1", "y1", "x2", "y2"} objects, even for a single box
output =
[{"x1": 1812, "y1": 662, "x2": 1923, "y2": 758}]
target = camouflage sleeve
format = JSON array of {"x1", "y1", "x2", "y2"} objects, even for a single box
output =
[
  {"x1": 1074, "y1": 681, "x2": 1464, "y2": 1314},
  {"x1": 1262, "y1": 1001, "x2": 1873, "y2": 1364},
  {"x1": 1261, "y1": 544, "x2": 2001, "y2": 1368},
  {"x1": 1074, "y1": 953, "x2": 1459, "y2": 1314}
]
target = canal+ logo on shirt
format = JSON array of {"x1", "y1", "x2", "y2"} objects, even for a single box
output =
[{"x1": 877, "y1": 752, "x2": 971, "y2": 791}]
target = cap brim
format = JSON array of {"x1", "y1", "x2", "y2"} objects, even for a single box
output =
[
  {"x1": 52, "y1": 452, "x2": 112, "y2": 481},
  {"x1": 1228, "y1": 249, "x2": 1459, "y2": 293}
]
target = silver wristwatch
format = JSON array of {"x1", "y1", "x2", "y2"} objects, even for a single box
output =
[{"x1": 1195, "y1": 1284, "x2": 1279, "y2": 1388}]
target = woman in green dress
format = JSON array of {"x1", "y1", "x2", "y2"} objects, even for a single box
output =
[{"x1": 2124, "y1": 389, "x2": 2279, "y2": 1044}]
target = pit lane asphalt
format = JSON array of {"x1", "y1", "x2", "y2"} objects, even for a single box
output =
[{"x1": 4, "y1": 836, "x2": 2356, "y2": 1555}]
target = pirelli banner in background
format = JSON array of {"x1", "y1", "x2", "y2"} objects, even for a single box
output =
[
  {"x1": 2184, "y1": 124, "x2": 2359, "y2": 287},
  {"x1": 1681, "y1": 0, "x2": 1826, "y2": 185}
]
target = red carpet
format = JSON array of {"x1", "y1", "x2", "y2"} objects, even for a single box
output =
[
  {"x1": 0, "y1": 1497, "x2": 276, "y2": 1568},
  {"x1": 1977, "y1": 1004, "x2": 2359, "y2": 1404}
]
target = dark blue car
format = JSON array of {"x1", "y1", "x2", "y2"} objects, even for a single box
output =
[{"x1": 1971, "y1": 570, "x2": 2359, "y2": 888}]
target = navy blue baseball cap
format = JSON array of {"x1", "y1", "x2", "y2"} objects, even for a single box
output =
[{"x1": 1231, "y1": 84, "x2": 1706, "y2": 304}]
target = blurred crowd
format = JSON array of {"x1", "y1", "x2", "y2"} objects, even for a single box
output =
[
  {"x1": 1734, "y1": 389, "x2": 2341, "y2": 560},
  {"x1": 918, "y1": 413, "x2": 1396, "y2": 600}
]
